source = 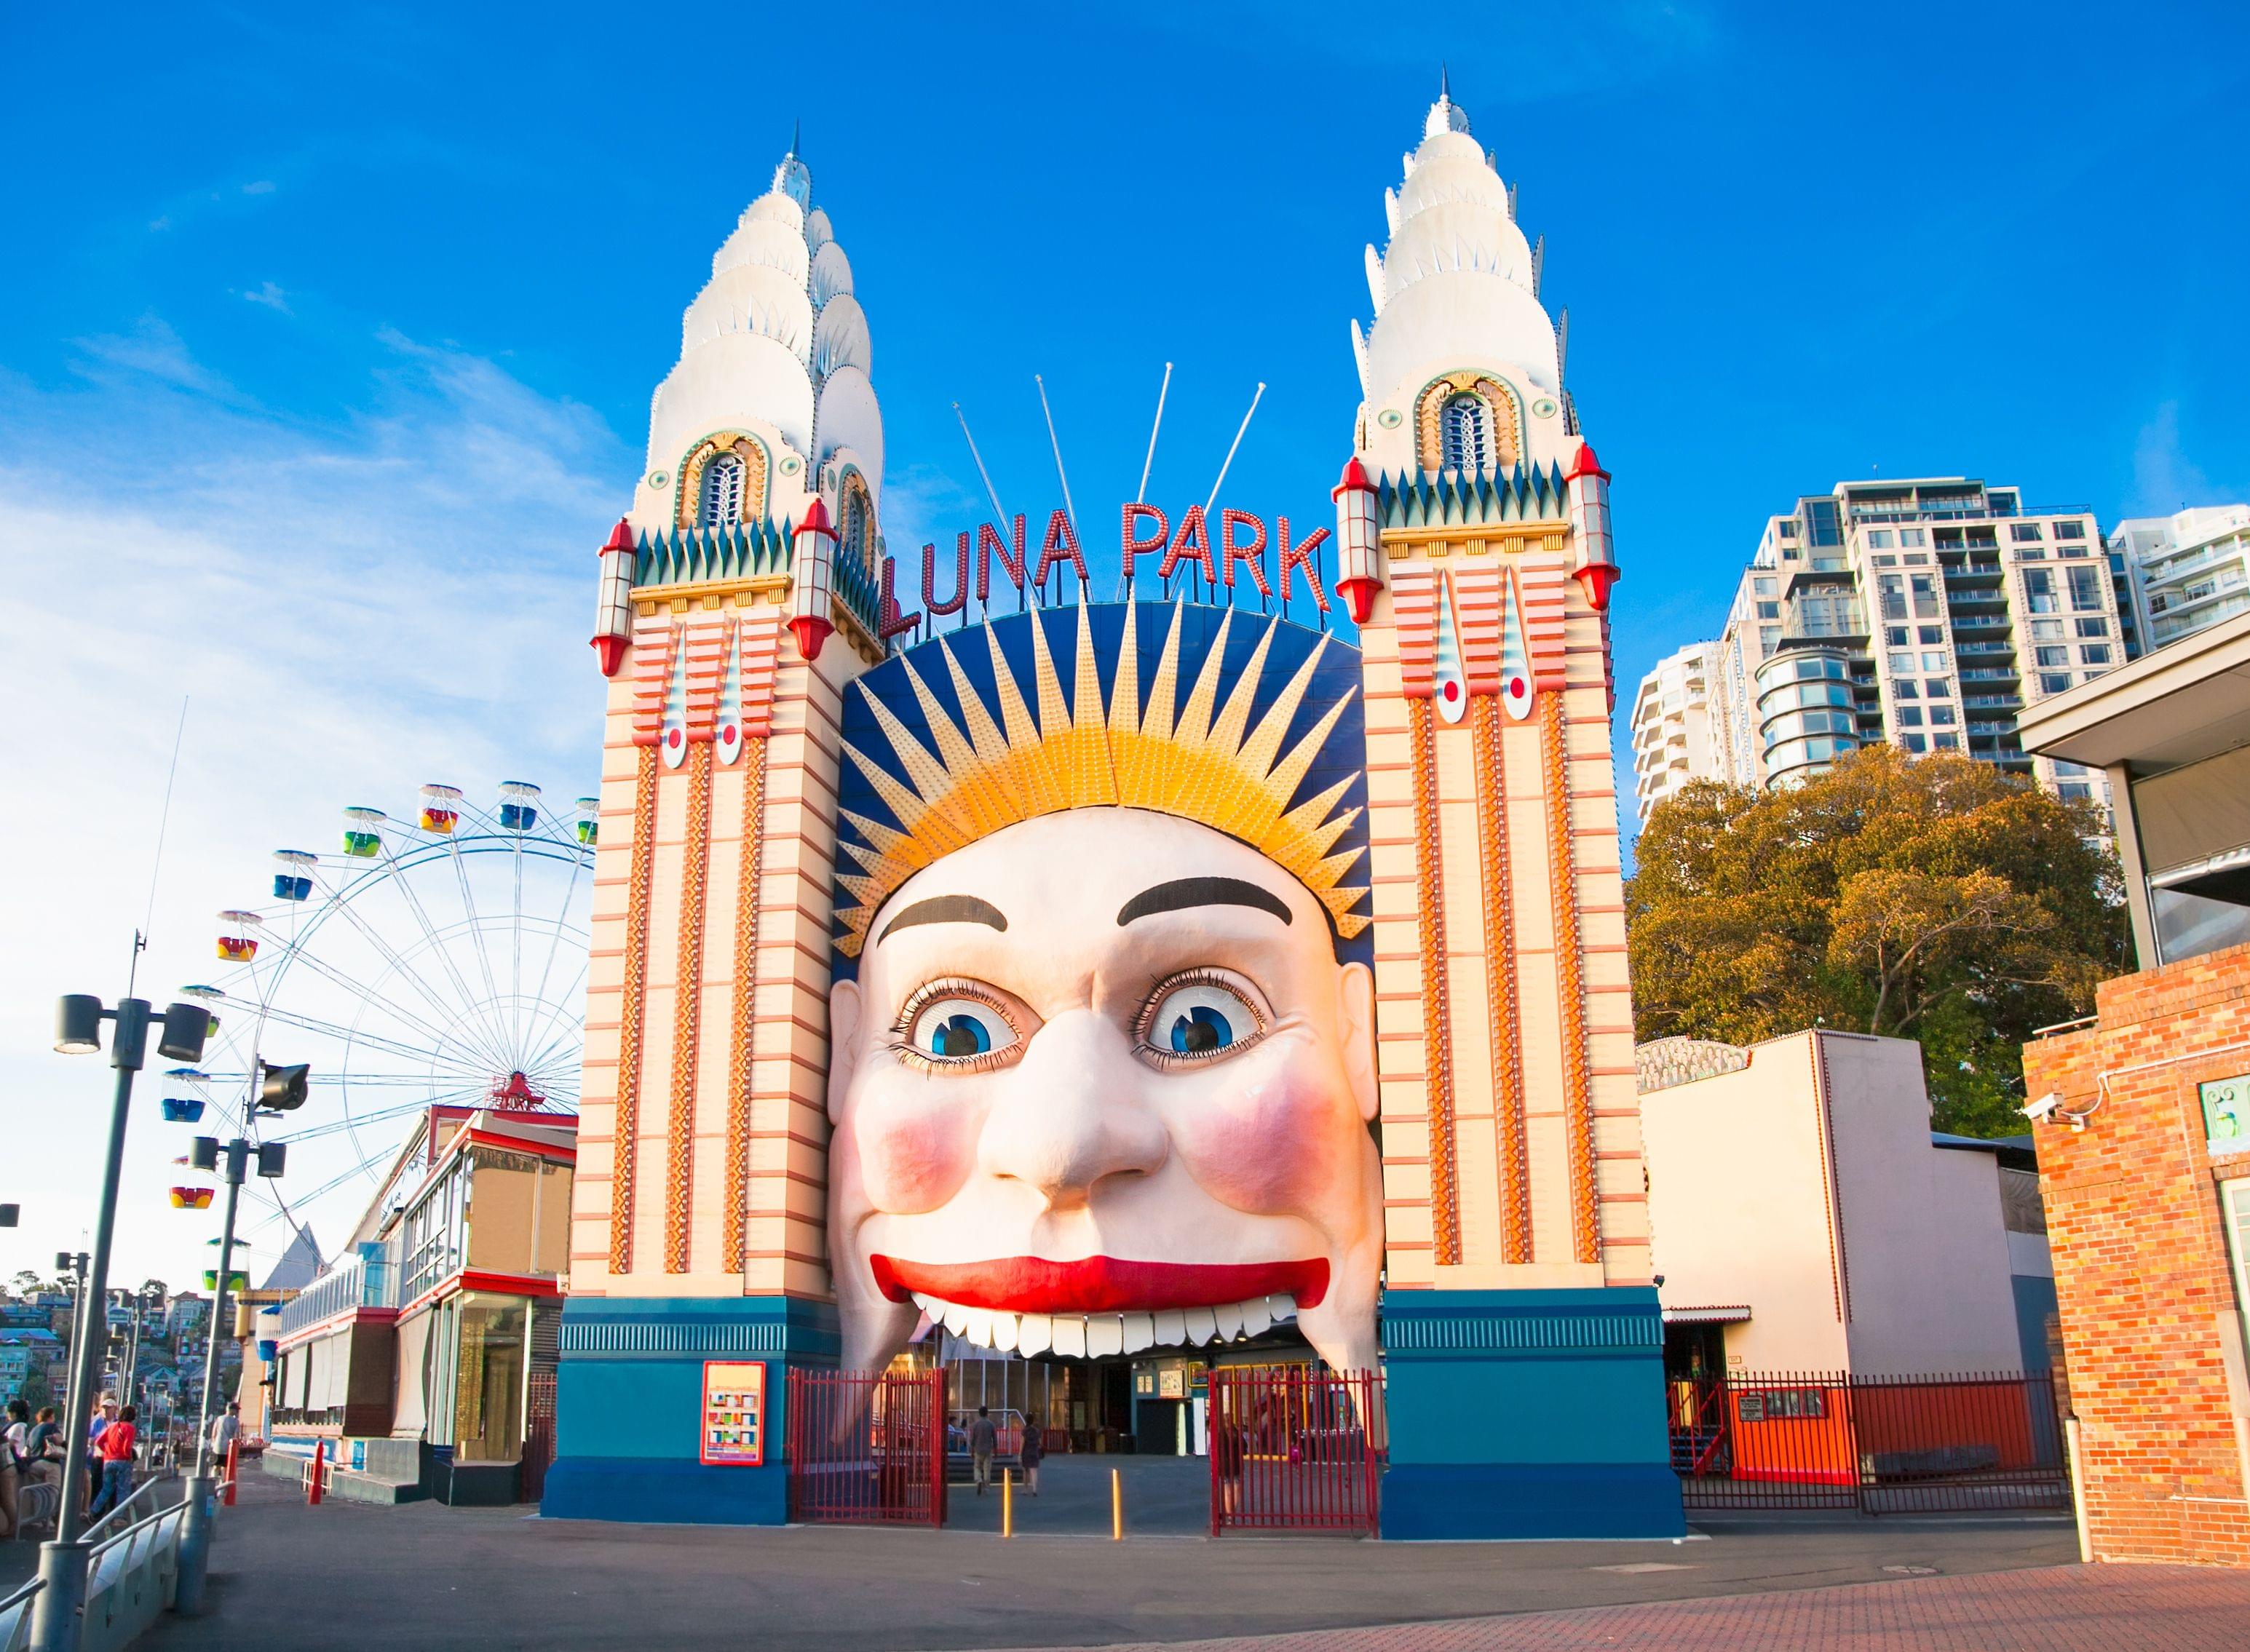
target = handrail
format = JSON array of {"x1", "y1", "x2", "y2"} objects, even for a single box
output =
[
  {"x1": 0, "y1": 1578, "x2": 43, "y2": 1652},
  {"x1": 80, "y1": 1474, "x2": 171, "y2": 1545},
  {"x1": 81, "y1": 1491, "x2": 191, "y2": 1652}
]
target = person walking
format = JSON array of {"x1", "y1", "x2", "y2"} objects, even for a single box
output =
[
  {"x1": 208, "y1": 1401, "x2": 240, "y2": 1468},
  {"x1": 1018, "y1": 1415, "x2": 1044, "y2": 1498},
  {"x1": 87, "y1": 1403, "x2": 138, "y2": 1521},
  {"x1": 25, "y1": 1407, "x2": 63, "y2": 1487},
  {"x1": 967, "y1": 1406, "x2": 998, "y2": 1496},
  {"x1": 1, "y1": 1398, "x2": 28, "y2": 1541}
]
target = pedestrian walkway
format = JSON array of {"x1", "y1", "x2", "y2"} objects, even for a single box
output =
[
  {"x1": 948, "y1": 1456, "x2": 1211, "y2": 1537},
  {"x1": 1059, "y1": 1563, "x2": 2250, "y2": 1652}
]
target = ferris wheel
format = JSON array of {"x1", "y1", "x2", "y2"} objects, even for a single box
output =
[{"x1": 162, "y1": 780, "x2": 597, "y2": 1254}]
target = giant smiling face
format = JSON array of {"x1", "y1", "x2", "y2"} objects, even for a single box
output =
[{"x1": 826, "y1": 806, "x2": 1382, "y2": 1375}]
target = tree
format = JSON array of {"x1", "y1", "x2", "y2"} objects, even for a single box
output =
[{"x1": 1626, "y1": 745, "x2": 2130, "y2": 1137}]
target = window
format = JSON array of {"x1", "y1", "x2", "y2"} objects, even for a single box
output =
[
  {"x1": 2069, "y1": 565, "x2": 2105, "y2": 610},
  {"x1": 1922, "y1": 651, "x2": 1948, "y2": 671},
  {"x1": 2039, "y1": 672, "x2": 2073, "y2": 694},
  {"x1": 697, "y1": 453, "x2": 745, "y2": 528},
  {"x1": 1872, "y1": 555, "x2": 1898, "y2": 567},
  {"x1": 1904, "y1": 733, "x2": 1928, "y2": 752},
  {"x1": 1869, "y1": 530, "x2": 1895, "y2": 549},
  {"x1": 1439, "y1": 394, "x2": 1491, "y2": 472},
  {"x1": 1930, "y1": 704, "x2": 1957, "y2": 726},
  {"x1": 1901, "y1": 528, "x2": 1928, "y2": 547},
  {"x1": 1886, "y1": 627, "x2": 1909, "y2": 646},
  {"x1": 1878, "y1": 573, "x2": 1906, "y2": 620},
  {"x1": 1778, "y1": 520, "x2": 1799, "y2": 539},
  {"x1": 1893, "y1": 680, "x2": 1920, "y2": 699},
  {"x1": 2011, "y1": 522, "x2": 2045, "y2": 541},
  {"x1": 1920, "y1": 625, "x2": 1944, "y2": 644},
  {"x1": 1888, "y1": 651, "x2": 1917, "y2": 672},
  {"x1": 1760, "y1": 627, "x2": 1780, "y2": 649},
  {"x1": 2035, "y1": 645, "x2": 2069, "y2": 667},
  {"x1": 2081, "y1": 645, "x2": 2112, "y2": 665},
  {"x1": 1925, "y1": 680, "x2": 1952, "y2": 699},
  {"x1": 1896, "y1": 706, "x2": 1925, "y2": 726},
  {"x1": 1754, "y1": 577, "x2": 1778, "y2": 596},
  {"x1": 2058, "y1": 782, "x2": 2092, "y2": 801},
  {"x1": 2056, "y1": 520, "x2": 2087, "y2": 541},
  {"x1": 2075, "y1": 617, "x2": 2110, "y2": 638},
  {"x1": 1757, "y1": 601, "x2": 1780, "y2": 619},
  {"x1": 1934, "y1": 733, "x2": 1960, "y2": 750},
  {"x1": 2032, "y1": 619, "x2": 2064, "y2": 640}
]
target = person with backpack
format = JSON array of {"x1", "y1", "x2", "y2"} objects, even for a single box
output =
[
  {"x1": 25, "y1": 1407, "x2": 63, "y2": 1486},
  {"x1": 87, "y1": 1403, "x2": 138, "y2": 1520}
]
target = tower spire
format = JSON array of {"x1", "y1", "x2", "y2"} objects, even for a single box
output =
[{"x1": 791, "y1": 116, "x2": 801, "y2": 157}]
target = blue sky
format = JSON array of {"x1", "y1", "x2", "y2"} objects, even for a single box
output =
[{"x1": 3, "y1": 0, "x2": 2243, "y2": 1290}]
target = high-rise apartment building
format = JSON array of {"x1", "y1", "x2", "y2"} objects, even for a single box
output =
[
  {"x1": 1628, "y1": 642, "x2": 1724, "y2": 826},
  {"x1": 2110, "y1": 504, "x2": 2250, "y2": 653},
  {"x1": 1629, "y1": 477, "x2": 2134, "y2": 822}
]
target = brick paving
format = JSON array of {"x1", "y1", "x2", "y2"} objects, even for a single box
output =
[{"x1": 1064, "y1": 1564, "x2": 2250, "y2": 1652}]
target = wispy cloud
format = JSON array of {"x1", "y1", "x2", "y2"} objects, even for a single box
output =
[
  {"x1": 242, "y1": 279, "x2": 291, "y2": 313},
  {"x1": 0, "y1": 327, "x2": 629, "y2": 1287},
  {"x1": 2129, "y1": 400, "x2": 2239, "y2": 517}
]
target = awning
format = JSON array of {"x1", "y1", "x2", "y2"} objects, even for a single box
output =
[{"x1": 1663, "y1": 1305, "x2": 1752, "y2": 1325}]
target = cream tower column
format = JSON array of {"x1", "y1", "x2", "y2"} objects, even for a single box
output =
[
  {"x1": 1342, "y1": 89, "x2": 1679, "y2": 1539},
  {"x1": 550, "y1": 143, "x2": 891, "y2": 1525}
]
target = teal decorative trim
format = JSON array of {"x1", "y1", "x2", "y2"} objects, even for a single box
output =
[
  {"x1": 560, "y1": 1319, "x2": 788, "y2": 1357},
  {"x1": 633, "y1": 523, "x2": 793, "y2": 590},
  {"x1": 557, "y1": 1296, "x2": 839, "y2": 1364},
  {"x1": 1383, "y1": 1312, "x2": 1659, "y2": 1355},
  {"x1": 828, "y1": 534, "x2": 882, "y2": 640},
  {"x1": 1379, "y1": 464, "x2": 1570, "y2": 529}
]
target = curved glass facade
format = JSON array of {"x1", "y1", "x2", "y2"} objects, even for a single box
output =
[{"x1": 1756, "y1": 649, "x2": 1863, "y2": 785}]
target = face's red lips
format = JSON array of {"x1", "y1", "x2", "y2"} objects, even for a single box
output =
[{"x1": 871, "y1": 1255, "x2": 1329, "y2": 1314}]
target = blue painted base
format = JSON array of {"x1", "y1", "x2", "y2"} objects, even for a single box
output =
[
  {"x1": 1379, "y1": 1287, "x2": 1685, "y2": 1541},
  {"x1": 540, "y1": 1295, "x2": 837, "y2": 1526}
]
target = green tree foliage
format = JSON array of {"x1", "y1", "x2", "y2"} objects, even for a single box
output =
[{"x1": 1626, "y1": 745, "x2": 2130, "y2": 1137}]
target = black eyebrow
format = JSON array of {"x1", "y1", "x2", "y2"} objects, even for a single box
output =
[
  {"x1": 1117, "y1": 877, "x2": 1294, "y2": 929},
  {"x1": 879, "y1": 894, "x2": 1010, "y2": 942}
]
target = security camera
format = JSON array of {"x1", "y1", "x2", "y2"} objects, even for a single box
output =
[{"x1": 2023, "y1": 1092, "x2": 2064, "y2": 1124}]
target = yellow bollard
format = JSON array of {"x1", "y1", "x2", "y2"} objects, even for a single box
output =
[
  {"x1": 1002, "y1": 1468, "x2": 1013, "y2": 1538},
  {"x1": 1111, "y1": 1466, "x2": 1122, "y2": 1540}
]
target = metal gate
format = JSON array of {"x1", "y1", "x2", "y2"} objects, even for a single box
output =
[
  {"x1": 1671, "y1": 1369, "x2": 2070, "y2": 1513},
  {"x1": 1208, "y1": 1367, "x2": 1382, "y2": 1536},
  {"x1": 787, "y1": 1368, "x2": 948, "y2": 1527},
  {"x1": 520, "y1": 1370, "x2": 557, "y2": 1504}
]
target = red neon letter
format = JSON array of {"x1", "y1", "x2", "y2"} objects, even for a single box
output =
[
  {"x1": 976, "y1": 516, "x2": 1027, "y2": 603},
  {"x1": 1160, "y1": 504, "x2": 1215, "y2": 584},
  {"x1": 923, "y1": 537, "x2": 968, "y2": 616},
  {"x1": 877, "y1": 556, "x2": 922, "y2": 640},
  {"x1": 1219, "y1": 509, "x2": 1270, "y2": 596},
  {"x1": 1276, "y1": 519, "x2": 1332, "y2": 611},
  {"x1": 1122, "y1": 504, "x2": 1169, "y2": 589},
  {"x1": 1034, "y1": 509, "x2": 1088, "y2": 588}
]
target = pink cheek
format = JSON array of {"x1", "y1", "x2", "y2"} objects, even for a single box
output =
[
  {"x1": 853, "y1": 1081, "x2": 981, "y2": 1213},
  {"x1": 1174, "y1": 1057, "x2": 1350, "y2": 1212}
]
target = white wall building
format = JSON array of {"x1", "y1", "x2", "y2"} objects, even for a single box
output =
[
  {"x1": 1628, "y1": 642, "x2": 1727, "y2": 827},
  {"x1": 2111, "y1": 504, "x2": 2250, "y2": 654}
]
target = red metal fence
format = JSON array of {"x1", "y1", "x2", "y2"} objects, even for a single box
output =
[
  {"x1": 1671, "y1": 1370, "x2": 2069, "y2": 1513},
  {"x1": 787, "y1": 1368, "x2": 948, "y2": 1528},
  {"x1": 1208, "y1": 1367, "x2": 1383, "y2": 1536}
]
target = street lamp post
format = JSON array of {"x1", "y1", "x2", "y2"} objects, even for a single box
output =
[
  {"x1": 175, "y1": 1133, "x2": 280, "y2": 1616},
  {"x1": 28, "y1": 994, "x2": 207, "y2": 1652}
]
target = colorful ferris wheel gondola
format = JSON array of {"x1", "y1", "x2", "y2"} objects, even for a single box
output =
[
  {"x1": 170, "y1": 1187, "x2": 214, "y2": 1210},
  {"x1": 575, "y1": 797, "x2": 599, "y2": 846},
  {"x1": 162, "y1": 1067, "x2": 212, "y2": 1123},
  {"x1": 216, "y1": 910, "x2": 263, "y2": 962},
  {"x1": 272, "y1": 850, "x2": 317, "y2": 902},
  {"x1": 419, "y1": 783, "x2": 463, "y2": 835},
  {"x1": 498, "y1": 781, "x2": 541, "y2": 833},
  {"x1": 342, "y1": 806, "x2": 385, "y2": 857}
]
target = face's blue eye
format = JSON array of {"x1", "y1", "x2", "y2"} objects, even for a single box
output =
[
  {"x1": 906, "y1": 996, "x2": 1015, "y2": 1064},
  {"x1": 1170, "y1": 1005, "x2": 1232, "y2": 1054},
  {"x1": 1144, "y1": 980, "x2": 1261, "y2": 1063}
]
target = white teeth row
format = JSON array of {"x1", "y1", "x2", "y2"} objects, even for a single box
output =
[{"x1": 909, "y1": 1293, "x2": 1299, "y2": 1356}]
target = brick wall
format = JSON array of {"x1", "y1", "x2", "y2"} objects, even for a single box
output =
[{"x1": 2024, "y1": 940, "x2": 2250, "y2": 1565}]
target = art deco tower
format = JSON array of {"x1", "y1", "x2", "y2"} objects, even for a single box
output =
[{"x1": 1336, "y1": 87, "x2": 1674, "y2": 1538}]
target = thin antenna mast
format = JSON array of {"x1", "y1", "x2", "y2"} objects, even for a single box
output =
[
  {"x1": 1128, "y1": 362, "x2": 1174, "y2": 599},
  {"x1": 1194, "y1": 381, "x2": 1266, "y2": 604},
  {"x1": 952, "y1": 402, "x2": 1013, "y2": 614},
  {"x1": 1034, "y1": 373, "x2": 1080, "y2": 603},
  {"x1": 128, "y1": 696, "x2": 191, "y2": 996}
]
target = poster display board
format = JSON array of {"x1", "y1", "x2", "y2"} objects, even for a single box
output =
[{"x1": 700, "y1": 1361, "x2": 766, "y2": 1466}]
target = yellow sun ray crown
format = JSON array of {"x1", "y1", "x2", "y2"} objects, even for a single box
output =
[{"x1": 833, "y1": 600, "x2": 1370, "y2": 958}]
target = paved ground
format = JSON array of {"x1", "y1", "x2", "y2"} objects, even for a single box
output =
[{"x1": 135, "y1": 1458, "x2": 2115, "y2": 1651}]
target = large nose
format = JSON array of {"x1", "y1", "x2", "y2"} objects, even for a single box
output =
[{"x1": 978, "y1": 1009, "x2": 1167, "y2": 1212}]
